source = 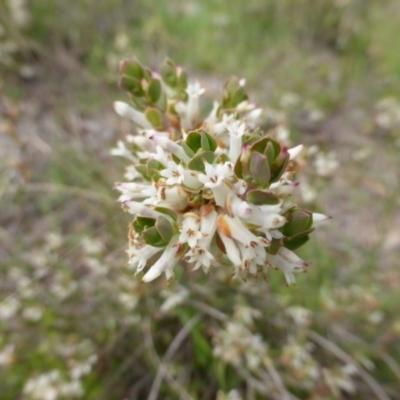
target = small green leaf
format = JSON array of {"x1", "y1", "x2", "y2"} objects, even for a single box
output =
[
  {"x1": 246, "y1": 190, "x2": 279, "y2": 205},
  {"x1": 120, "y1": 58, "x2": 144, "y2": 80},
  {"x1": 281, "y1": 209, "x2": 314, "y2": 238},
  {"x1": 147, "y1": 159, "x2": 164, "y2": 181},
  {"x1": 119, "y1": 75, "x2": 144, "y2": 97},
  {"x1": 161, "y1": 59, "x2": 178, "y2": 87},
  {"x1": 266, "y1": 238, "x2": 282, "y2": 255},
  {"x1": 270, "y1": 150, "x2": 289, "y2": 183},
  {"x1": 284, "y1": 235, "x2": 310, "y2": 250},
  {"x1": 155, "y1": 215, "x2": 174, "y2": 243},
  {"x1": 186, "y1": 131, "x2": 202, "y2": 153},
  {"x1": 200, "y1": 130, "x2": 217, "y2": 152},
  {"x1": 178, "y1": 71, "x2": 188, "y2": 89},
  {"x1": 154, "y1": 207, "x2": 178, "y2": 221},
  {"x1": 134, "y1": 164, "x2": 150, "y2": 181},
  {"x1": 129, "y1": 95, "x2": 148, "y2": 112},
  {"x1": 145, "y1": 107, "x2": 163, "y2": 129},
  {"x1": 147, "y1": 79, "x2": 162, "y2": 104},
  {"x1": 142, "y1": 226, "x2": 168, "y2": 247},
  {"x1": 133, "y1": 216, "x2": 155, "y2": 234},
  {"x1": 188, "y1": 151, "x2": 215, "y2": 172},
  {"x1": 230, "y1": 87, "x2": 248, "y2": 108},
  {"x1": 249, "y1": 152, "x2": 270, "y2": 186}
]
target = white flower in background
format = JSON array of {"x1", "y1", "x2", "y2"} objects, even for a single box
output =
[
  {"x1": 111, "y1": 58, "x2": 329, "y2": 285},
  {"x1": 22, "y1": 306, "x2": 43, "y2": 322},
  {"x1": 0, "y1": 297, "x2": 19, "y2": 320},
  {"x1": 23, "y1": 370, "x2": 83, "y2": 400},
  {"x1": 314, "y1": 151, "x2": 339, "y2": 178},
  {"x1": 0, "y1": 344, "x2": 14, "y2": 366},
  {"x1": 213, "y1": 321, "x2": 267, "y2": 370}
]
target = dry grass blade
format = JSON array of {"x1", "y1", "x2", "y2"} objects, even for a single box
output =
[
  {"x1": 308, "y1": 331, "x2": 391, "y2": 400},
  {"x1": 6, "y1": 182, "x2": 116, "y2": 205},
  {"x1": 143, "y1": 317, "x2": 198, "y2": 400}
]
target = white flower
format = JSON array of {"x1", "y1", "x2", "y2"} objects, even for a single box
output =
[
  {"x1": 113, "y1": 101, "x2": 152, "y2": 128},
  {"x1": 175, "y1": 81, "x2": 205, "y2": 130},
  {"x1": 266, "y1": 247, "x2": 308, "y2": 286},
  {"x1": 127, "y1": 244, "x2": 161, "y2": 273},
  {"x1": 226, "y1": 120, "x2": 246, "y2": 163},
  {"x1": 198, "y1": 162, "x2": 234, "y2": 206},
  {"x1": 288, "y1": 144, "x2": 304, "y2": 160},
  {"x1": 110, "y1": 140, "x2": 135, "y2": 162},
  {"x1": 141, "y1": 236, "x2": 180, "y2": 282},
  {"x1": 0, "y1": 344, "x2": 14, "y2": 366},
  {"x1": 160, "y1": 160, "x2": 185, "y2": 185},
  {"x1": 179, "y1": 213, "x2": 203, "y2": 248},
  {"x1": 314, "y1": 151, "x2": 339, "y2": 177}
]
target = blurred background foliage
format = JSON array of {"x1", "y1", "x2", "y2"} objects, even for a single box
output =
[{"x1": 1, "y1": 0, "x2": 400, "y2": 399}]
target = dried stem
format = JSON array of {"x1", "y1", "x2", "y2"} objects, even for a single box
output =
[
  {"x1": 308, "y1": 331, "x2": 391, "y2": 400},
  {"x1": 144, "y1": 317, "x2": 198, "y2": 400}
]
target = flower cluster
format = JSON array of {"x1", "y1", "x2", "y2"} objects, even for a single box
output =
[{"x1": 112, "y1": 58, "x2": 328, "y2": 285}]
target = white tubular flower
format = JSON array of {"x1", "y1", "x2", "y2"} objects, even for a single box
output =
[
  {"x1": 127, "y1": 245, "x2": 161, "y2": 272},
  {"x1": 112, "y1": 58, "x2": 328, "y2": 284},
  {"x1": 245, "y1": 108, "x2": 262, "y2": 129},
  {"x1": 110, "y1": 141, "x2": 136, "y2": 162},
  {"x1": 266, "y1": 247, "x2": 309, "y2": 286},
  {"x1": 226, "y1": 120, "x2": 246, "y2": 163},
  {"x1": 113, "y1": 101, "x2": 152, "y2": 129},
  {"x1": 149, "y1": 134, "x2": 191, "y2": 163},
  {"x1": 217, "y1": 215, "x2": 269, "y2": 247},
  {"x1": 312, "y1": 213, "x2": 331, "y2": 225},
  {"x1": 160, "y1": 160, "x2": 185, "y2": 185},
  {"x1": 124, "y1": 165, "x2": 140, "y2": 181},
  {"x1": 179, "y1": 213, "x2": 203, "y2": 248},
  {"x1": 123, "y1": 201, "x2": 161, "y2": 219},
  {"x1": 211, "y1": 113, "x2": 235, "y2": 136},
  {"x1": 116, "y1": 182, "x2": 157, "y2": 202},
  {"x1": 288, "y1": 144, "x2": 304, "y2": 160},
  {"x1": 186, "y1": 81, "x2": 205, "y2": 128},
  {"x1": 204, "y1": 100, "x2": 220, "y2": 125},
  {"x1": 174, "y1": 82, "x2": 205, "y2": 130},
  {"x1": 142, "y1": 237, "x2": 180, "y2": 282}
]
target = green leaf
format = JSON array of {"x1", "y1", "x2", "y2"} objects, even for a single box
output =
[
  {"x1": 178, "y1": 71, "x2": 188, "y2": 89},
  {"x1": 230, "y1": 87, "x2": 248, "y2": 108},
  {"x1": 282, "y1": 209, "x2": 313, "y2": 237},
  {"x1": 133, "y1": 216, "x2": 155, "y2": 234},
  {"x1": 120, "y1": 58, "x2": 144, "y2": 80},
  {"x1": 266, "y1": 238, "x2": 282, "y2": 255},
  {"x1": 186, "y1": 131, "x2": 202, "y2": 153},
  {"x1": 284, "y1": 235, "x2": 310, "y2": 250},
  {"x1": 145, "y1": 107, "x2": 163, "y2": 129},
  {"x1": 147, "y1": 79, "x2": 162, "y2": 104},
  {"x1": 147, "y1": 159, "x2": 164, "y2": 181},
  {"x1": 188, "y1": 151, "x2": 215, "y2": 172},
  {"x1": 270, "y1": 151, "x2": 289, "y2": 183},
  {"x1": 134, "y1": 164, "x2": 150, "y2": 181},
  {"x1": 249, "y1": 152, "x2": 270, "y2": 186},
  {"x1": 200, "y1": 130, "x2": 217, "y2": 152},
  {"x1": 155, "y1": 216, "x2": 174, "y2": 243},
  {"x1": 246, "y1": 190, "x2": 279, "y2": 205},
  {"x1": 161, "y1": 59, "x2": 178, "y2": 87},
  {"x1": 129, "y1": 95, "x2": 148, "y2": 112},
  {"x1": 154, "y1": 207, "x2": 178, "y2": 221},
  {"x1": 119, "y1": 75, "x2": 144, "y2": 97},
  {"x1": 142, "y1": 226, "x2": 168, "y2": 247}
]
